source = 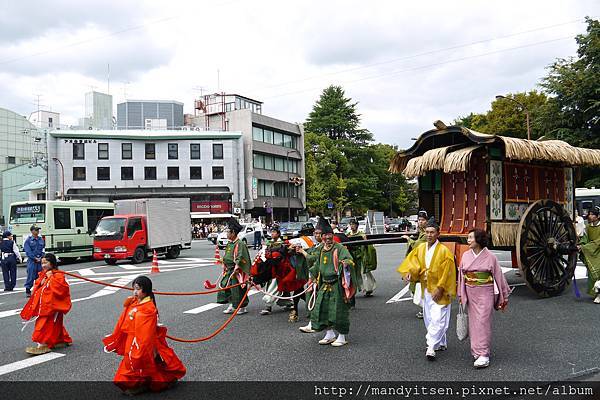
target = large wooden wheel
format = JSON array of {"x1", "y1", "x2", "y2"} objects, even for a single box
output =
[{"x1": 516, "y1": 200, "x2": 578, "y2": 297}]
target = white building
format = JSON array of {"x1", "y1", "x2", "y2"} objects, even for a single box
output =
[
  {"x1": 28, "y1": 110, "x2": 60, "y2": 129},
  {"x1": 46, "y1": 130, "x2": 246, "y2": 219},
  {"x1": 85, "y1": 91, "x2": 113, "y2": 130},
  {"x1": 190, "y1": 93, "x2": 305, "y2": 221}
]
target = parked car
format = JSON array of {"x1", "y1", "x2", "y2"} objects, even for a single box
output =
[
  {"x1": 387, "y1": 218, "x2": 412, "y2": 232},
  {"x1": 279, "y1": 222, "x2": 315, "y2": 240},
  {"x1": 216, "y1": 223, "x2": 261, "y2": 249},
  {"x1": 207, "y1": 231, "x2": 219, "y2": 244}
]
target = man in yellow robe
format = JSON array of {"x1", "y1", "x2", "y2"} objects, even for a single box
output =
[{"x1": 397, "y1": 220, "x2": 456, "y2": 361}]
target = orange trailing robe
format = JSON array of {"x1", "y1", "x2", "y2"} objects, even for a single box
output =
[
  {"x1": 20, "y1": 269, "x2": 72, "y2": 351},
  {"x1": 103, "y1": 296, "x2": 186, "y2": 392}
]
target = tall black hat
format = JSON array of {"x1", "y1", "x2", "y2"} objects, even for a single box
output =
[
  {"x1": 349, "y1": 218, "x2": 358, "y2": 226},
  {"x1": 316, "y1": 217, "x2": 334, "y2": 234},
  {"x1": 589, "y1": 206, "x2": 600, "y2": 217},
  {"x1": 425, "y1": 217, "x2": 439, "y2": 230},
  {"x1": 226, "y1": 218, "x2": 244, "y2": 234},
  {"x1": 270, "y1": 225, "x2": 280, "y2": 233},
  {"x1": 417, "y1": 210, "x2": 428, "y2": 219}
]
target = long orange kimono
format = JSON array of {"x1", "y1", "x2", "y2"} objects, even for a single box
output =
[
  {"x1": 20, "y1": 270, "x2": 72, "y2": 348},
  {"x1": 103, "y1": 296, "x2": 186, "y2": 392}
]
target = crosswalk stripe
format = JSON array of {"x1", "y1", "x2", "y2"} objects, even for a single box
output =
[
  {"x1": 0, "y1": 352, "x2": 65, "y2": 376},
  {"x1": 182, "y1": 289, "x2": 260, "y2": 314}
]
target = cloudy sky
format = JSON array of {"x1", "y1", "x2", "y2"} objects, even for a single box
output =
[{"x1": 1, "y1": 0, "x2": 598, "y2": 149}]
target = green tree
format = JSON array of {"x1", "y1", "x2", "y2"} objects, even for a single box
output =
[
  {"x1": 454, "y1": 91, "x2": 548, "y2": 139},
  {"x1": 539, "y1": 17, "x2": 600, "y2": 148}
]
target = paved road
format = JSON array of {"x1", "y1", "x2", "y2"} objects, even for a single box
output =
[{"x1": 0, "y1": 240, "x2": 599, "y2": 384}]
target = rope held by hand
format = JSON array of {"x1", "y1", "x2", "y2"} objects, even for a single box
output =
[{"x1": 58, "y1": 270, "x2": 243, "y2": 295}]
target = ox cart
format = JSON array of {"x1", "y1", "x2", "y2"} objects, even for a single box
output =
[{"x1": 376, "y1": 122, "x2": 600, "y2": 298}]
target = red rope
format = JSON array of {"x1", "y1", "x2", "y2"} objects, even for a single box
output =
[
  {"x1": 166, "y1": 287, "x2": 250, "y2": 343},
  {"x1": 58, "y1": 270, "x2": 243, "y2": 295}
]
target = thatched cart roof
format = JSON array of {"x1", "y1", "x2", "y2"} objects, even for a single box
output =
[{"x1": 390, "y1": 124, "x2": 600, "y2": 178}]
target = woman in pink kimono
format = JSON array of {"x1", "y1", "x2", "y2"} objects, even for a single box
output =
[{"x1": 458, "y1": 229, "x2": 511, "y2": 369}]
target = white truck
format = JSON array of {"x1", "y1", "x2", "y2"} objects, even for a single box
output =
[{"x1": 93, "y1": 198, "x2": 192, "y2": 264}]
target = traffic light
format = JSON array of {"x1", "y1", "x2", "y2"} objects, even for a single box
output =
[{"x1": 289, "y1": 177, "x2": 304, "y2": 186}]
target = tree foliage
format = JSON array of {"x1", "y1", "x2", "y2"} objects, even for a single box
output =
[{"x1": 304, "y1": 86, "x2": 417, "y2": 218}]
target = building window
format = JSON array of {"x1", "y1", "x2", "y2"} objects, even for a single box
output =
[
  {"x1": 145, "y1": 143, "x2": 155, "y2": 160},
  {"x1": 252, "y1": 126, "x2": 263, "y2": 141},
  {"x1": 73, "y1": 167, "x2": 86, "y2": 181},
  {"x1": 121, "y1": 167, "x2": 133, "y2": 180},
  {"x1": 257, "y1": 179, "x2": 274, "y2": 196},
  {"x1": 144, "y1": 166, "x2": 157, "y2": 180},
  {"x1": 263, "y1": 129, "x2": 273, "y2": 144},
  {"x1": 190, "y1": 166, "x2": 202, "y2": 180},
  {"x1": 122, "y1": 143, "x2": 132, "y2": 160},
  {"x1": 212, "y1": 143, "x2": 223, "y2": 159},
  {"x1": 167, "y1": 166, "x2": 179, "y2": 180},
  {"x1": 6, "y1": 156, "x2": 15, "y2": 164},
  {"x1": 274, "y1": 157, "x2": 285, "y2": 172},
  {"x1": 283, "y1": 134, "x2": 293, "y2": 148},
  {"x1": 98, "y1": 143, "x2": 109, "y2": 160},
  {"x1": 168, "y1": 143, "x2": 178, "y2": 160},
  {"x1": 264, "y1": 155, "x2": 274, "y2": 170},
  {"x1": 274, "y1": 131, "x2": 284, "y2": 146},
  {"x1": 37, "y1": 193, "x2": 46, "y2": 200},
  {"x1": 212, "y1": 166, "x2": 224, "y2": 180},
  {"x1": 190, "y1": 143, "x2": 201, "y2": 159},
  {"x1": 73, "y1": 143, "x2": 85, "y2": 160},
  {"x1": 97, "y1": 167, "x2": 110, "y2": 181},
  {"x1": 253, "y1": 153, "x2": 265, "y2": 169}
]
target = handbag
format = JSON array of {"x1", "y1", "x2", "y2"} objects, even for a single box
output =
[{"x1": 456, "y1": 303, "x2": 469, "y2": 341}]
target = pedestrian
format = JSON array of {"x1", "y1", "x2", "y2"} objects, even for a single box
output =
[
  {"x1": 458, "y1": 229, "x2": 511, "y2": 368},
  {"x1": 296, "y1": 218, "x2": 356, "y2": 347},
  {"x1": 103, "y1": 276, "x2": 186, "y2": 395},
  {"x1": 217, "y1": 218, "x2": 251, "y2": 314},
  {"x1": 23, "y1": 225, "x2": 45, "y2": 297},
  {"x1": 397, "y1": 219, "x2": 456, "y2": 361},
  {"x1": 574, "y1": 210, "x2": 585, "y2": 238},
  {"x1": 402, "y1": 210, "x2": 429, "y2": 319},
  {"x1": 578, "y1": 206, "x2": 600, "y2": 303},
  {"x1": 20, "y1": 253, "x2": 72, "y2": 355},
  {"x1": 347, "y1": 219, "x2": 377, "y2": 298},
  {"x1": 253, "y1": 223, "x2": 262, "y2": 250},
  {"x1": 1, "y1": 230, "x2": 22, "y2": 291},
  {"x1": 330, "y1": 221, "x2": 341, "y2": 233}
]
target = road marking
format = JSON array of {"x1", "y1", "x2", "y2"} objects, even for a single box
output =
[
  {"x1": 182, "y1": 289, "x2": 259, "y2": 314},
  {"x1": 0, "y1": 309, "x2": 21, "y2": 318},
  {"x1": 387, "y1": 284, "x2": 411, "y2": 304},
  {"x1": 76, "y1": 268, "x2": 96, "y2": 276},
  {"x1": 73, "y1": 276, "x2": 136, "y2": 302},
  {"x1": 0, "y1": 352, "x2": 65, "y2": 376}
]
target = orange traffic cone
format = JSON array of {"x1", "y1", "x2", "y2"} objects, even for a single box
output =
[
  {"x1": 151, "y1": 250, "x2": 160, "y2": 274},
  {"x1": 214, "y1": 246, "x2": 222, "y2": 266}
]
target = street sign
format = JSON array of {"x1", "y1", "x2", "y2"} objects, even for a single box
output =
[
  {"x1": 327, "y1": 202, "x2": 334, "y2": 209},
  {"x1": 233, "y1": 207, "x2": 241, "y2": 214}
]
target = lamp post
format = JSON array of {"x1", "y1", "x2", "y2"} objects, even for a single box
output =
[
  {"x1": 51, "y1": 157, "x2": 65, "y2": 200},
  {"x1": 495, "y1": 95, "x2": 531, "y2": 140},
  {"x1": 286, "y1": 149, "x2": 301, "y2": 222}
]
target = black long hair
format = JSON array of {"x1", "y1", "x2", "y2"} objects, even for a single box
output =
[
  {"x1": 132, "y1": 275, "x2": 156, "y2": 306},
  {"x1": 42, "y1": 253, "x2": 58, "y2": 270}
]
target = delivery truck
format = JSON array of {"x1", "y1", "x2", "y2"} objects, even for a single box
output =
[{"x1": 93, "y1": 198, "x2": 192, "y2": 264}]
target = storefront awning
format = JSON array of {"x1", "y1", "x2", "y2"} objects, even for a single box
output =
[{"x1": 190, "y1": 212, "x2": 235, "y2": 219}]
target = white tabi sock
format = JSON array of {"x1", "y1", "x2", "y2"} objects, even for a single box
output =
[
  {"x1": 323, "y1": 329, "x2": 336, "y2": 341},
  {"x1": 335, "y1": 334, "x2": 346, "y2": 343}
]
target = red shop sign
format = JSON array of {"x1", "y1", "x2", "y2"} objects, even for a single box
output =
[{"x1": 191, "y1": 201, "x2": 231, "y2": 213}]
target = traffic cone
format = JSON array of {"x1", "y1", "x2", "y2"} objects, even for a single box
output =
[
  {"x1": 214, "y1": 246, "x2": 222, "y2": 266},
  {"x1": 151, "y1": 250, "x2": 160, "y2": 274}
]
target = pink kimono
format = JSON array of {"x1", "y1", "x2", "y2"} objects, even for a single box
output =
[{"x1": 458, "y1": 248, "x2": 511, "y2": 358}]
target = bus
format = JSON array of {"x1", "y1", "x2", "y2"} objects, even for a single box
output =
[
  {"x1": 8, "y1": 200, "x2": 114, "y2": 260},
  {"x1": 575, "y1": 187, "x2": 600, "y2": 217}
]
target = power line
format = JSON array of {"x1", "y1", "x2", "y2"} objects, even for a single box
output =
[
  {"x1": 248, "y1": 18, "x2": 589, "y2": 93},
  {"x1": 262, "y1": 36, "x2": 573, "y2": 100}
]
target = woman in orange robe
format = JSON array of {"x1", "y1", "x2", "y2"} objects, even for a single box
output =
[
  {"x1": 20, "y1": 253, "x2": 72, "y2": 355},
  {"x1": 103, "y1": 276, "x2": 186, "y2": 394}
]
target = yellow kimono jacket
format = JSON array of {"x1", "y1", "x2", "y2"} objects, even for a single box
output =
[{"x1": 397, "y1": 241, "x2": 456, "y2": 306}]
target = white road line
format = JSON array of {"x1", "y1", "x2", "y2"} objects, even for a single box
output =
[
  {"x1": 76, "y1": 268, "x2": 96, "y2": 276},
  {"x1": 0, "y1": 309, "x2": 21, "y2": 318},
  {"x1": 73, "y1": 276, "x2": 136, "y2": 302},
  {"x1": 0, "y1": 352, "x2": 65, "y2": 376},
  {"x1": 387, "y1": 284, "x2": 411, "y2": 304},
  {"x1": 182, "y1": 289, "x2": 259, "y2": 314}
]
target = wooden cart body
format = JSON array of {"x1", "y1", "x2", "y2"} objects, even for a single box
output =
[{"x1": 390, "y1": 124, "x2": 600, "y2": 297}]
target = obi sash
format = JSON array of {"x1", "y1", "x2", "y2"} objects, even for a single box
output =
[{"x1": 464, "y1": 271, "x2": 493, "y2": 286}]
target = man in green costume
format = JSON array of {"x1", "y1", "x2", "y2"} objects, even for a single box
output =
[
  {"x1": 347, "y1": 219, "x2": 377, "y2": 297},
  {"x1": 217, "y1": 218, "x2": 252, "y2": 314},
  {"x1": 402, "y1": 210, "x2": 429, "y2": 318},
  {"x1": 578, "y1": 206, "x2": 600, "y2": 303},
  {"x1": 298, "y1": 225, "x2": 323, "y2": 333},
  {"x1": 296, "y1": 218, "x2": 356, "y2": 347}
]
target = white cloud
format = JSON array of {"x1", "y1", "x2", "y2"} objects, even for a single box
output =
[{"x1": 0, "y1": 0, "x2": 597, "y2": 147}]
